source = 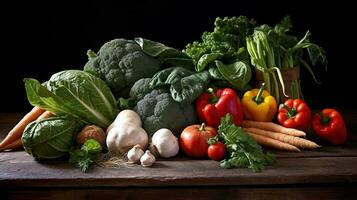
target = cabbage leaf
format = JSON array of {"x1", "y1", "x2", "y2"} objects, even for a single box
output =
[{"x1": 24, "y1": 70, "x2": 118, "y2": 128}]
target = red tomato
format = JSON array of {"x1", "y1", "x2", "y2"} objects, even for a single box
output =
[
  {"x1": 208, "y1": 142, "x2": 226, "y2": 161},
  {"x1": 180, "y1": 123, "x2": 217, "y2": 158}
]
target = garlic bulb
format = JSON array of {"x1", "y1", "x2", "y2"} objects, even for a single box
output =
[
  {"x1": 140, "y1": 150, "x2": 155, "y2": 167},
  {"x1": 150, "y1": 128, "x2": 179, "y2": 158},
  {"x1": 127, "y1": 144, "x2": 144, "y2": 163}
]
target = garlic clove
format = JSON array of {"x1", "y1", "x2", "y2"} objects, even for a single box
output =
[
  {"x1": 140, "y1": 150, "x2": 156, "y2": 167},
  {"x1": 127, "y1": 144, "x2": 144, "y2": 163}
]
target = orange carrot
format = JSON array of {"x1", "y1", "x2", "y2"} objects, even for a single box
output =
[
  {"x1": 244, "y1": 127, "x2": 320, "y2": 149},
  {"x1": 0, "y1": 106, "x2": 45, "y2": 150},
  {"x1": 37, "y1": 111, "x2": 54, "y2": 121},
  {"x1": 0, "y1": 138, "x2": 22, "y2": 151},
  {"x1": 246, "y1": 131, "x2": 300, "y2": 152},
  {"x1": 241, "y1": 120, "x2": 306, "y2": 137}
]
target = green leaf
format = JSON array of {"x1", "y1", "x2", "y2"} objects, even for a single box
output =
[
  {"x1": 24, "y1": 78, "x2": 70, "y2": 116},
  {"x1": 215, "y1": 60, "x2": 252, "y2": 89},
  {"x1": 24, "y1": 70, "x2": 119, "y2": 128},
  {"x1": 196, "y1": 53, "x2": 222, "y2": 72},
  {"x1": 208, "y1": 67, "x2": 225, "y2": 80},
  {"x1": 135, "y1": 37, "x2": 194, "y2": 69},
  {"x1": 150, "y1": 67, "x2": 210, "y2": 103}
]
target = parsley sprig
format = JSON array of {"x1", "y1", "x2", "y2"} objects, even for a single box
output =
[{"x1": 217, "y1": 114, "x2": 275, "y2": 172}]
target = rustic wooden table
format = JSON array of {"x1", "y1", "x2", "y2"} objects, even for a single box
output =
[{"x1": 1, "y1": 112, "x2": 357, "y2": 200}]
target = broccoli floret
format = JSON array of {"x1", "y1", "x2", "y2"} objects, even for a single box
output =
[
  {"x1": 134, "y1": 88, "x2": 197, "y2": 136},
  {"x1": 84, "y1": 39, "x2": 161, "y2": 97},
  {"x1": 129, "y1": 78, "x2": 152, "y2": 102}
]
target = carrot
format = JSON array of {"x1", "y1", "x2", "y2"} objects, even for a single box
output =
[
  {"x1": 37, "y1": 111, "x2": 54, "y2": 121},
  {"x1": 246, "y1": 132, "x2": 300, "y2": 152},
  {"x1": 0, "y1": 138, "x2": 22, "y2": 151},
  {"x1": 0, "y1": 106, "x2": 45, "y2": 150},
  {"x1": 241, "y1": 120, "x2": 306, "y2": 137},
  {"x1": 244, "y1": 127, "x2": 320, "y2": 149}
]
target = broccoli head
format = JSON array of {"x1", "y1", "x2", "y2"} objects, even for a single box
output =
[
  {"x1": 129, "y1": 78, "x2": 152, "y2": 102},
  {"x1": 134, "y1": 88, "x2": 197, "y2": 136},
  {"x1": 84, "y1": 39, "x2": 161, "y2": 97}
]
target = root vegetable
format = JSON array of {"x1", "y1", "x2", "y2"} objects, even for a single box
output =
[
  {"x1": 76, "y1": 125, "x2": 106, "y2": 147},
  {"x1": 0, "y1": 138, "x2": 22, "y2": 151},
  {"x1": 0, "y1": 106, "x2": 45, "y2": 151},
  {"x1": 149, "y1": 128, "x2": 179, "y2": 158},
  {"x1": 37, "y1": 111, "x2": 54, "y2": 121},
  {"x1": 244, "y1": 127, "x2": 320, "y2": 149},
  {"x1": 241, "y1": 120, "x2": 306, "y2": 137},
  {"x1": 247, "y1": 132, "x2": 301, "y2": 152}
]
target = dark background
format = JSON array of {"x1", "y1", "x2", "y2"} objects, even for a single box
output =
[{"x1": 1, "y1": 0, "x2": 355, "y2": 112}]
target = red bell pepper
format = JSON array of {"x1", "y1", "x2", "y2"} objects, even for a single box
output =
[
  {"x1": 312, "y1": 108, "x2": 347, "y2": 145},
  {"x1": 277, "y1": 99, "x2": 311, "y2": 131},
  {"x1": 195, "y1": 88, "x2": 243, "y2": 128}
]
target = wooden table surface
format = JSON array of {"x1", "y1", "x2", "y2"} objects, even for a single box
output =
[{"x1": 1, "y1": 112, "x2": 357, "y2": 200}]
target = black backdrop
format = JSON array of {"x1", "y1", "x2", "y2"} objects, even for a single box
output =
[{"x1": 1, "y1": 0, "x2": 356, "y2": 112}]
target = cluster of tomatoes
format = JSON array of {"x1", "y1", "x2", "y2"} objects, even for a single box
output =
[{"x1": 179, "y1": 123, "x2": 226, "y2": 161}]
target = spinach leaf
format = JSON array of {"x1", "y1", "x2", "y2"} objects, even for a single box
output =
[
  {"x1": 215, "y1": 60, "x2": 252, "y2": 89},
  {"x1": 196, "y1": 53, "x2": 222, "y2": 72},
  {"x1": 22, "y1": 116, "x2": 83, "y2": 159},
  {"x1": 150, "y1": 67, "x2": 210, "y2": 103},
  {"x1": 135, "y1": 37, "x2": 194, "y2": 69},
  {"x1": 24, "y1": 70, "x2": 119, "y2": 128}
]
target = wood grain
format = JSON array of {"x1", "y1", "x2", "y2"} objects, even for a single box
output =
[{"x1": 3, "y1": 185, "x2": 357, "y2": 200}]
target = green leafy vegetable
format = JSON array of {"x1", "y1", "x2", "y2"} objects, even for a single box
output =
[
  {"x1": 135, "y1": 37, "x2": 194, "y2": 69},
  {"x1": 217, "y1": 114, "x2": 275, "y2": 172},
  {"x1": 185, "y1": 16, "x2": 255, "y2": 67},
  {"x1": 69, "y1": 139, "x2": 102, "y2": 172},
  {"x1": 184, "y1": 16, "x2": 255, "y2": 89},
  {"x1": 22, "y1": 116, "x2": 83, "y2": 159},
  {"x1": 24, "y1": 70, "x2": 118, "y2": 128},
  {"x1": 83, "y1": 39, "x2": 161, "y2": 97},
  {"x1": 150, "y1": 67, "x2": 211, "y2": 103}
]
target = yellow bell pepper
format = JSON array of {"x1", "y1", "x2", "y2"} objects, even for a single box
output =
[{"x1": 241, "y1": 83, "x2": 277, "y2": 122}]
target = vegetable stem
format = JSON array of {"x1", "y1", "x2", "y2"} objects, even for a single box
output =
[
  {"x1": 283, "y1": 104, "x2": 297, "y2": 118},
  {"x1": 207, "y1": 88, "x2": 218, "y2": 103},
  {"x1": 320, "y1": 114, "x2": 330, "y2": 125},
  {"x1": 199, "y1": 123, "x2": 206, "y2": 132},
  {"x1": 254, "y1": 83, "x2": 266, "y2": 104}
]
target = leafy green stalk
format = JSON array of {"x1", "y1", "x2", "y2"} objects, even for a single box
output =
[
  {"x1": 247, "y1": 17, "x2": 326, "y2": 102},
  {"x1": 217, "y1": 114, "x2": 275, "y2": 172}
]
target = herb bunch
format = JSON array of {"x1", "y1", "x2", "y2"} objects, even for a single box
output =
[{"x1": 217, "y1": 114, "x2": 275, "y2": 172}]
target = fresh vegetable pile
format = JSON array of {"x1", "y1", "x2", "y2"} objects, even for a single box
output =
[{"x1": 0, "y1": 16, "x2": 348, "y2": 173}]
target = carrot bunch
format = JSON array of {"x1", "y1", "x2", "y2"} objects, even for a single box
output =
[
  {"x1": 241, "y1": 120, "x2": 320, "y2": 152},
  {"x1": 0, "y1": 107, "x2": 53, "y2": 152}
]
